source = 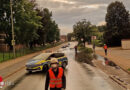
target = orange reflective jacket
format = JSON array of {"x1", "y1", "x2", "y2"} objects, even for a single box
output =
[
  {"x1": 104, "y1": 45, "x2": 107, "y2": 49},
  {"x1": 49, "y1": 67, "x2": 63, "y2": 88}
]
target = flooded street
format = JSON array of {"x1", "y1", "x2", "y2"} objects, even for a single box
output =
[{"x1": 5, "y1": 42, "x2": 124, "y2": 90}]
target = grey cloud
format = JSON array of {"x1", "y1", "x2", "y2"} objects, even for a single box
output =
[{"x1": 36, "y1": 0, "x2": 130, "y2": 35}]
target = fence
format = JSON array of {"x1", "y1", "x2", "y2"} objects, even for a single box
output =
[
  {"x1": 0, "y1": 48, "x2": 30, "y2": 62},
  {"x1": 0, "y1": 42, "x2": 63, "y2": 62}
]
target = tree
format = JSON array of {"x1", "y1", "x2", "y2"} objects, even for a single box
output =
[
  {"x1": 73, "y1": 19, "x2": 92, "y2": 47},
  {"x1": 55, "y1": 28, "x2": 60, "y2": 41},
  {"x1": 14, "y1": 0, "x2": 41, "y2": 47},
  {"x1": 46, "y1": 21, "x2": 60, "y2": 43},
  {"x1": 0, "y1": 0, "x2": 12, "y2": 49},
  {"x1": 0, "y1": 0, "x2": 60, "y2": 49},
  {"x1": 67, "y1": 33, "x2": 74, "y2": 41},
  {"x1": 0, "y1": 0, "x2": 42, "y2": 49},
  {"x1": 36, "y1": 8, "x2": 60, "y2": 45},
  {"x1": 105, "y1": 1, "x2": 130, "y2": 46},
  {"x1": 90, "y1": 25, "x2": 99, "y2": 36},
  {"x1": 98, "y1": 25, "x2": 106, "y2": 32}
]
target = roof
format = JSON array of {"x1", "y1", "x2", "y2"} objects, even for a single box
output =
[{"x1": 33, "y1": 53, "x2": 51, "y2": 60}]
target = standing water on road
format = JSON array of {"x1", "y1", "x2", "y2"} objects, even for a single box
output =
[{"x1": 3, "y1": 42, "x2": 124, "y2": 90}]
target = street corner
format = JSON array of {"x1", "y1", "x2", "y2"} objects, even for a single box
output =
[
  {"x1": 0, "y1": 76, "x2": 15, "y2": 89},
  {"x1": 0, "y1": 76, "x2": 4, "y2": 88}
]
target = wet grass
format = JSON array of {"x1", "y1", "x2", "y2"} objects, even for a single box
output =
[
  {"x1": 0, "y1": 52, "x2": 22, "y2": 62},
  {"x1": 128, "y1": 68, "x2": 130, "y2": 71}
]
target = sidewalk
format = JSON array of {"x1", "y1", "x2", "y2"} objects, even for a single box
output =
[{"x1": 93, "y1": 45, "x2": 130, "y2": 73}]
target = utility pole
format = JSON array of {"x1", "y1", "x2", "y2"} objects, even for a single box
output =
[{"x1": 10, "y1": 0, "x2": 15, "y2": 57}]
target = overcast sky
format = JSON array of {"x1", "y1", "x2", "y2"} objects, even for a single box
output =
[{"x1": 36, "y1": 0, "x2": 130, "y2": 35}]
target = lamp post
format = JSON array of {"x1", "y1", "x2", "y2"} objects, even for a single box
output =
[{"x1": 10, "y1": 0, "x2": 15, "y2": 57}]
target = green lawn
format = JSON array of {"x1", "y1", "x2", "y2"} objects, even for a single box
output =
[
  {"x1": 0, "y1": 42, "x2": 63, "y2": 62},
  {"x1": 0, "y1": 51, "x2": 26, "y2": 62},
  {"x1": 128, "y1": 68, "x2": 130, "y2": 71}
]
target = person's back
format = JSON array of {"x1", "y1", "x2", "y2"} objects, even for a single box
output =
[
  {"x1": 93, "y1": 44, "x2": 95, "y2": 51},
  {"x1": 104, "y1": 45, "x2": 107, "y2": 50},
  {"x1": 74, "y1": 45, "x2": 77, "y2": 55},
  {"x1": 75, "y1": 46, "x2": 77, "y2": 50},
  {"x1": 103, "y1": 44, "x2": 108, "y2": 55}
]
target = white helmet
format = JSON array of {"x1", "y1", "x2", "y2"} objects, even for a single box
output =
[{"x1": 50, "y1": 58, "x2": 58, "y2": 64}]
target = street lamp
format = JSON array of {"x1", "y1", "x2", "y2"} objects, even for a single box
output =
[{"x1": 10, "y1": 0, "x2": 15, "y2": 57}]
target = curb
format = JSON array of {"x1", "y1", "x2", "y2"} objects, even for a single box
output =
[
  {"x1": 109, "y1": 75, "x2": 130, "y2": 90},
  {"x1": 96, "y1": 53, "x2": 130, "y2": 75}
]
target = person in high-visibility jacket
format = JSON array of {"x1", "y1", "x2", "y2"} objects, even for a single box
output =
[
  {"x1": 104, "y1": 44, "x2": 108, "y2": 55},
  {"x1": 45, "y1": 58, "x2": 66, "y2": 90}
]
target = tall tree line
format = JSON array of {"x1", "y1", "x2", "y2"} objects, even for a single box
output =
[
  {"x1": 36, "y1": 8, "x2": 60, "y2": 46},
  {"x1": 0, "y1": 0, "x2": 60, "y2": 49},
  {"x1": 104, "y1": 1, "x2": 130, "y2": 46},
  {"x1": 73, "y1": 1, "x2": 130, "y2": 47}
]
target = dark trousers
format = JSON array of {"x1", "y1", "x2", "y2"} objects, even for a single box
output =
[
  {"x1": 105, "y1": 49, "x2": 107, "y2": 55},
  {"x1": 75, "y1": 49, "x2": 77, "y2": 55},
  {"x1": 50, "y1": 88, "x2": 61, "y2": 90}
]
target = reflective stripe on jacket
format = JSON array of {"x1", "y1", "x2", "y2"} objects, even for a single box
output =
[{"x1": 49, "y1": 67, "x2": 63, "y2": 88}]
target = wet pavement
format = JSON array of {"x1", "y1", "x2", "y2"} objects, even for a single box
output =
[
  {"x1": 94, "y1": 54, "x2": 130, "y2": 86},
  {"x1": 3, "y1": 42, "x2": 124, "y2": 90}
]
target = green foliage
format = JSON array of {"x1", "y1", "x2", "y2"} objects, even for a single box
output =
[
  {"x1": 73, "y1": 19, "x2": 92, "y2": 46},
  {"x1": 0, "y1": 0, "x2": 60, "y2": 49},
  {"x1": 105, "y1": 1, "x2": 130, "y2": 46},
  {"x1": 93, "y1": 40, "x2": 104, "y2": 47},
  {"x1": 98, "y1": 25, "x2": 106, "y2": 32},
  {"x1": 67, "y1": 33, "x2": 74, "y2": 41},
  {"x1": 77, "y1": 44, "x2": 84, "y2": 50},
  {"x1": 90, "y1": 25, "x2": 99, "y2": 36},
  {"x1": 36, "y1": 8, "x2": 60, "y2": 46},
  {"x1": 73, "y1": 19, "x2": 105, "y2": 46},
  {"x1": 78, "y1": 46, "x2": 93, "y2": 53},
  {"x1": 46, "y1": 21, "x2": 60, "y2": 43},
  {"x1": 128, "y1": 68, "x2": 130, "y2": 71},
  {"x1": 76, "y1": 47, "x2": 94, "y2": 66},
  {"x1": 0, "y1": 0, "x2": 42, "y2": 48},
  {"x1": 81, "y1": 47, "x2": 93, "y2": 54},
  {"x1": 14, "y1": 0, "x2": 42, "y2": 44},
  {"x1": 0, "y1": 42, "x2": 63, "y2": 62}
]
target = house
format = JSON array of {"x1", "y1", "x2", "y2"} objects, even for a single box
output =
[
  {"x1": 121, "y1": 39, "x2": 130, "y2": 49},
  {"x1": 0, "y1": 33, "x2": 9, "y2": 51},
  {"x1": 60, "y1": 35, "x2": 67, "y2": 42}
]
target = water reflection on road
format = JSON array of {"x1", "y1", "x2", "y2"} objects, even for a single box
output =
[{"x1": 11, "y1": 42, "x2": 124, "y2": 90}]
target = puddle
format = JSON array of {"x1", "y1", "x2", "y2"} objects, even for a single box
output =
[
  {"x1": 95, "y1": 54, "x2": 106, "y2": 65},
  {"x1": 95, "y1": 54, "x2": 118, "y2": 68},
  {"x1": 96, "y1": 55, "x2": 105, "y2": 61}
]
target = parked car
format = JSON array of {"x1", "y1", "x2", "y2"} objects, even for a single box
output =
[{"x1": 26, "y1": 53, "x2": 68, "y2": 73}]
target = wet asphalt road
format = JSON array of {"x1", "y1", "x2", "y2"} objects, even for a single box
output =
[{"x1": 6, "y1": 42, "x2": 124, "y2": 90}]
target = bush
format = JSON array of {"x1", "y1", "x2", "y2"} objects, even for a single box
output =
[
  {"x1": 78, "y1": 46, "x2": 93, "y2": 53},
  {"x1": 82, "y1": 48, "x2": 93, "y2": 53},
  {"x1": 78, "y1": 46, "x2": 84, "y2": 51},
  {"x1": 93, "y1": 40, "x2": 104, "y2": 47},
  {"x1": 93, "y1": 54, "x2": 97, "y2": 59},
  {"x1": 76, "y1": 47, "x2": 94, "y2": 66}
]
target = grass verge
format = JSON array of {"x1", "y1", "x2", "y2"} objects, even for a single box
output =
[
  {"x1": 128, "y1": 68, "x2": 130, "y2": 71},
  {"x1": 0, "y1": 42, "x2": 63, "y2": 63}
]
